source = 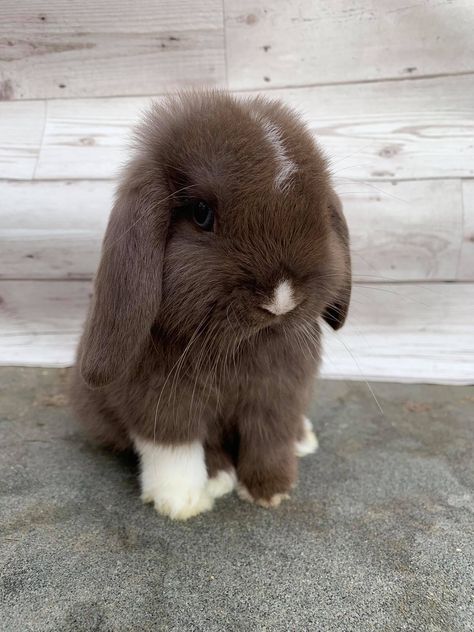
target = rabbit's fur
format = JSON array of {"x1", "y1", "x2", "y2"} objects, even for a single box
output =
[{"x1": 70, "y1": 91, "x2": 351, "y2": 519}]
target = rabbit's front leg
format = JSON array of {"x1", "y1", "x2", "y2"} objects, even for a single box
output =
[
  {"x1": 236, "y1": 406, "x2": 298, "y2": 508},
  {"x1": 134, "y1": 437, "x2": 213, "y2": 520}
]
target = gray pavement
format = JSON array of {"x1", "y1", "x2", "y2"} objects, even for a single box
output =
[{"x1": 1, "y1": 367, "x2": 473, "y2": 631}]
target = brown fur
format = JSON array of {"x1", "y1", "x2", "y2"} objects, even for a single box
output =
[{"x1": 70, "y1": 90, "x2": 351, "y2": 502}]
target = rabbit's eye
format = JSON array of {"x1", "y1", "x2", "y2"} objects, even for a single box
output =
[{"x1": 192, "y1": 200, "x2": 214, "y2": 232}]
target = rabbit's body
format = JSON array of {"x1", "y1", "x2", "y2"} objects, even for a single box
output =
[{"x1": 71, "y1": 91, "x2": 351, "y2": 520}]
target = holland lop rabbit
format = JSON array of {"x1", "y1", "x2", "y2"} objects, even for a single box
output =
[{"x1": 71, "y1": 91, "x2": 351, "y2": 520}]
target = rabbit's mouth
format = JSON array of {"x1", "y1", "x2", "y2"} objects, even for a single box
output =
[{"x1": 223, "y1": 297, "x2": 310, "y2": 341}]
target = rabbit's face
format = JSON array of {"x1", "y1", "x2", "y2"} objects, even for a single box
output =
[
  {"x1": 155, "y1": 94, "x2": 350, "y2": 346},
  {"x1": 160, "y1": 185, "x2": 343, "y2": 345}
]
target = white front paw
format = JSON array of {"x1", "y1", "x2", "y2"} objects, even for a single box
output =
[
  {"x1": 142, "y1": 484, "x2": 213, "y2": 521},
  {"x1": 295, "y1": 416, "x2": 319, "y2": 457},
  {"x1": 134, "y1": 438, "x2": 213, "y2": 521}
]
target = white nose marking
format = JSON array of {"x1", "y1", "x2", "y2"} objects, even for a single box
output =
[{"x1": 262, "y1": 280, "x2": 297, "y2": 316}]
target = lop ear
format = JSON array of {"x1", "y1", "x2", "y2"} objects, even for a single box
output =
[
  {"x1": 323, "y1": 190, "x2": 352, "y2": 330},
  {"x1": 80, "y1": 184, "x2": 169, "y2": 387}
]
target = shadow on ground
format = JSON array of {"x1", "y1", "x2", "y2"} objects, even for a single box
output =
[{"x1": 0, "y1": 368, "x2": 473, "y2": 631}]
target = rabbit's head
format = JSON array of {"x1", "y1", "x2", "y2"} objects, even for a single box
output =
[{"x1": 80, "y1": 91, "x2": 351, "y2": 387}]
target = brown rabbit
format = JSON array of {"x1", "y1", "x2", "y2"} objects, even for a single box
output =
[{"x1": 70, "y1": 91, "x2": 351, "y2": 520}]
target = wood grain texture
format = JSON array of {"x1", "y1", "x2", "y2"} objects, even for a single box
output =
[
  {"x1": 1, "y1": 280, "x2": 472, "y2": 384},
  {"x1": 224, "y1": 0, "x2": 474, "y2": 90},
  {"x1": 342, "y1": 179, "x2": 464, "y2": 282},
  {"x1": 0, "y1": 180, "x2": 111, "y2": 279},
  {"x1": 0, "y1": 178, "x2": 465, "y2": 282},
  {"x1": 0, "y1": 280, "x2": 90, "y2": 366},
  {"x1": 1, "y1": 75, "x2": 472, "y2": 181},
  {"x1": 1, "y1": 0, "x2": 472, "y2": 385},
  {"x1": 459, "y1": 180, "x2": 474, "y2": 280},
  {"x1": 35, "y1": 96, "x2": 149, "y2": 179},
  {"x1": 0, "y1": 101, "x2": 45, "y2": 179},
  {"x1": 322, "y1": 283, "x2": 474, "y2": 385},
  {"x1": 262, "y1": 75, "x2": 474, "y2": 181},
  {"x1": 0, "y1": 0, "x2": 225, "y2": 99}
]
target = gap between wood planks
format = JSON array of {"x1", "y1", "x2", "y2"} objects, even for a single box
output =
[
  {"x1": 1, "y1": 278, "x2": 470, "y2": 285},
  {"x1": 2, "y1": 69, "x2": 474, "y2": 104},
  {"x1": 1, "y1": 177, "x2": 473, "y2": 184}
]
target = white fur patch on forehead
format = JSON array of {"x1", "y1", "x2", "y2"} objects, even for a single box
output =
[
  {"x1": 262, "y1": 280, "x2": 297, "y2": 316},
  {"x1": 252, "y1": 114, "x2": 298, "y2": 191}
]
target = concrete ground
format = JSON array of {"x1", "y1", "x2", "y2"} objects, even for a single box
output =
[{"x1": 0, "y1": 368, "x2": 473, "y2": 632}]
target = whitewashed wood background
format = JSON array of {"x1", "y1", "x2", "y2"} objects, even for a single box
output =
[{"x1": 1, "y1": 0, "x2": 473, "y2": 384}]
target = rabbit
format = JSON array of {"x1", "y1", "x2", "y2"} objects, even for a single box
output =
[{"x1": 70, "y1": 90, "x2": 351, "y2": 520}]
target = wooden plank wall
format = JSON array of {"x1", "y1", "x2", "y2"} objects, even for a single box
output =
[{"x1": 1, "y1": 0, "x2": 473, "y2": 383}]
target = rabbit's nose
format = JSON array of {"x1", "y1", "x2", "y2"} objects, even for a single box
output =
[{"x1": 261, "y1": 280, "x2": 298, "y2": 316}]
